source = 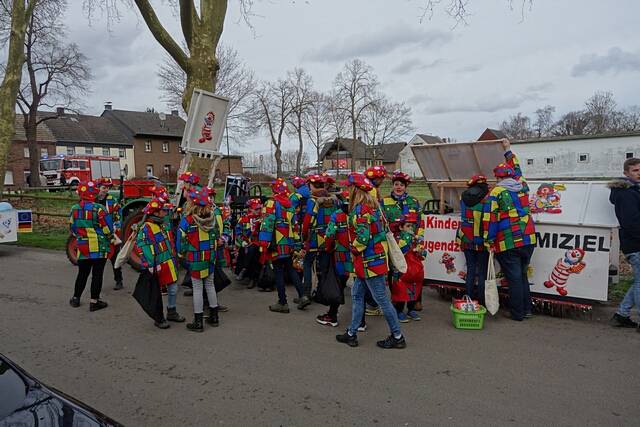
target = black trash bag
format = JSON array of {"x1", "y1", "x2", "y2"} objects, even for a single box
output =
[
  {"x1": 234, "y1": 247, "x2": 246, "y2": 276},
  {"x1": 258, "y1": 262, "x2": 275, "y2": 290},
  {"x1": 133, "y1": 271, "x2": 164, "y2": 323},
  {"x1": 314, "y1": 262, "x2": 343, "y2": 306},
  {"x1": 214, "y1": 264, "x2": 231, "y2": 293}
]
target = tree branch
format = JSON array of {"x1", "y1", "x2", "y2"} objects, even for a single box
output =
[
  {"x1": 179, "y1": 0, "x2": 196, "y2": 51},
  {"x1": 134, "y1": 0, "x2": 188, "y2": 71}
]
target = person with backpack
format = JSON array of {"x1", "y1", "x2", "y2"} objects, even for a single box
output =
[
  {"x1": 177, "y1": 187, "x2": 223, "y2": 332},
  {"x1": 135, "y1": 198, "x2": 185, "y2": 329},
  {"x1": 69, "y1": 181, "x2": 114, "y2": 312},
  {"x1": 259, "y1": 178, "x2": 309, "y2": 313},
  {"x1": 608, "y1": 157, "x2": 640, "y2": 330},
  {"x1": 336, "y1": 173, "x2": 406, "y2": 349},
  {"x1": 456, "y1": 175, "x2": 490, "y2": 304}
]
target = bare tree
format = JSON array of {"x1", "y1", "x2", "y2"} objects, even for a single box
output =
[
  {"x1": 253, "y1": 79, "x2": 295, "y2": 178},
  {"x1": 158, "y1": 43, "x2": 256, "y2": 145},
  {"x1": 584, "y1": 91, "x2": 617, "y2": 134},
  {"x1": 0, "y1": 0, "x2": 38, "y2": 194},
  {"x1": 16, "y1": 0, "x2": 91, "y2": 186},
  {"x1": 359, "y1": 97, "x2": 413, "y2": 161},
  {"x1": 553, "y1": 111, "x2": 590, "y2": 136},
  {"x1": 333, "y1": 59, "x2": 379, "y2": 170},
  {"x1": 286, "y1": 67, "x2": 314, "y2": 175},
  {"x1": 500, "y1": 112, "x2": 534, "y2": 140},
  {"x1": 611, "y1": 106, "x2": 640, "y2": 132},
  {"x1": 533, "y1": 105, "x2": 555, "y2": 137},
  {"x1": 281, "y1": 149, "x2": 309, "y2": 174},
  {"x1": 303, "y1": 91, "x2": 331, "y2": 173}
]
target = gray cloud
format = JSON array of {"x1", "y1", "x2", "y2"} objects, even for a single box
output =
[
  {"x1": 303, "y1": 26, "x2": 454, "y2": 62},
  {"x1": 424, "y1": 92, "x2": 545, "y2": 115},
  {"x1": 456, "y1": 64, "x2": 482, "y2": 73},
  {"x1": 571, "y1": 47, "x2": 640, "y2": 77},
  {"x1": 391, "y1": 58, "x2": 445, "y2": 74},
  {"x1": 526, "y1": 82, "x2": 553, "y2": 93}
]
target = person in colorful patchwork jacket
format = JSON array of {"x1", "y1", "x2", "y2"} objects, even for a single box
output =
[
  {"x1": 95, "y1": 178, "x2": 124, "y2": 290},
  {"x1": 301, "y1": 174, "x2": 339, "y2": 300},
  {"x1": 177, "y1": 187, "x2": 223, "y2": 332},
  {"x1": 135, "y1": 198, "x2": 186, "y2": 329},
  {"x1": 259, "y1": 178, "x2": 308, "y2": 313},
  {"x1": 69, "y1": 181, "x2": 114, "y2": 312},
  {"x1": 482, "y1": 140, "x2": 537, "y2": 321},
  {"x1": 235, "y1": 198, "x2": 264, "y2": 289},
  {"x1": 456, "y1": 174, "x2": 490, "y2": 305},
  {"x1": 316, "y1": 189, "x2": 353, "y2": 328},
  {"x1": 335, "y1": 173, "x2": 406, "y2": 350}
]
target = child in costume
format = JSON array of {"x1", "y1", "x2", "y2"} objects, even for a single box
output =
[
  {"x1": 135, "y1": 198, "x2": 185, "y2": 329},
  {"x1": 96, "y1": 177, "x2": 124, "y2": 290},
  {"x1": 259, "y1": 178, "x2": 308, "y2": 313},
  {"x1": 235, "y1": 198, "x2": 264, "y2": 289},
  {"x1": 391, "y1": 214, "x2": 425, "y2": 322},
  {"x1": 177, "y1": 187, "x2": 223, "y2": 331},
  {"x1": 69, "y1": 180, "x2": 114, "y2": 312}
]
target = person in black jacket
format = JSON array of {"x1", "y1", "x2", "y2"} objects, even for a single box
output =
[{"x1": 609, "y1": 157, "x2": 640, "y2": 329}]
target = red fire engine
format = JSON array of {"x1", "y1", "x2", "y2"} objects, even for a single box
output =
[{"x1": 40, "y1": 154, "x2": 122, "y2": 187}]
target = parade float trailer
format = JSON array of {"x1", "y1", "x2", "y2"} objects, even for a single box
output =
[{"x1": 411, "y1": 139, "x2": 620, "y2": 316}]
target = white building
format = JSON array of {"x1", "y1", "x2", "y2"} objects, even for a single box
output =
[
  {"x1": 399, "y1": 134, "x2": 443, "y2": 178},
  {"x1": 511, "y1": 133, "x2": 640, "y2": 179}
]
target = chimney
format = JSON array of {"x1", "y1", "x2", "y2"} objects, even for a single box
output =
[
  {"x1": 104, "y1": 102, "x2": 112, "y2": 111},
  {"x1": 171, "y1": 109, "x2": 179, "y2": 117},
  {"x1": 56, "y1": 107, "x2": 64, "y2": 116}
]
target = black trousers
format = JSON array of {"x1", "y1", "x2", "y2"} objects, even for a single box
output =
[{"x1": 74, "y1": 258, "x2": 107, "y2": 300}]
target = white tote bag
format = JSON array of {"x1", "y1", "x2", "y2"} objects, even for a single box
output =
[
  {"x1": 484, "y1": 251, "x2": 500, "y2": 315},
  {"x1": 114, "y1": 232, "x2": 136, "y2": 269},
  {"x1": 386, "y1": 230, "x2": 408, "y2": 274}
]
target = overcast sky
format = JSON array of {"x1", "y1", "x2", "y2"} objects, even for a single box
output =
[{"x1": 63, "y1": 0, "x2": 640, "y2": 155}]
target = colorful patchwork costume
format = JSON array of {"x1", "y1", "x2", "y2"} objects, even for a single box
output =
[{"x1": 70, "y1": 198, "x2": 113, "y2": 260}]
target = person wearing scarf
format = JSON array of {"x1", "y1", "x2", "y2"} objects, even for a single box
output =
[
  {"x1": 96, "y1": 177, "x2": 124, "y2": 291},
  {"x1": 135, "y1": 198, "x2": 185, "y2": 329},
  {"x1": 259, "y1": 178, "x2": 308, "y2": 313},
  {"x1": 608, "y1": 157, "x2": 640, "y2": 329},
  {"x1": 177, "y1": 187, "x2": 223, "y2": 332},
  {"x1": 482, "y1": 140, "x2": 536, "y2": 321},
  {"x1": 69, "y1": 180, "x2": 114, "y2": 312},
  {"x1": 456, "y1": 175, "x2": 490, "y2": 305}
]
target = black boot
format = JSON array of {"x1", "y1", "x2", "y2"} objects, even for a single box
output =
[
  {"x1": 206, "y1": 306, "x2": 219, "y2": 327},
  {"x1": 186, "y1": 313, "x2": 204, "y2": 332},
  {"x1": 166, "y1": 307, "x2": 185, "y2": 322},
  {"x1": 154, "y1": 317, "x2": 170, "y2": 329},
  {"x1": 113, "y1": 280, "x2": 123, "y2": 290}
]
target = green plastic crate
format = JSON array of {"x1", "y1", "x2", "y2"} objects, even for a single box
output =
[{"x1": 450, "y1": 305, "x2": 487, "y2": 330}]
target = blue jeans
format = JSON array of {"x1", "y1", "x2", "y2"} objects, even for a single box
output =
[
  {"x1": 348, "y1": 275, "x2": 402, "y2": 337},
  {"x1": 617, "y1": 251, "x2": 640, "y2": 318},
  {"x1": 303, "y1": 250, "x2": 331, "y2": 297},
  {"x1": 495, "y1": 245, "x2": 534, "y2": 321},
  {"x1": 274, "y1": 257, "x2": 303, "y2": 305},
  {"x1": 166, "y1": 283, "x2": 178, "y2": 309},
  {"x1": 464, "y1": 250, "x2": 489, "y2": 304}
]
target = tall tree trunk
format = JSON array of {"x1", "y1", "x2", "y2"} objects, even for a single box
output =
[
  {"x1": 25, "y1": 112, "x2": 41, "y2": 187},
  {"x1": 316, "y1": 142, "x2": 320, "y2": 173},
  {"x1": 295, "y1": 118, "x2": 303, "y2": 175},
  {"x1": 0, "y1": 1, "x2": 31, "y2": 195},
  {"x1": 274, "y1": 145, "x2": 282, "y2": 178}
]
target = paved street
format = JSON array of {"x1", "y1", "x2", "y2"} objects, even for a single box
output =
[{"x1": 1, "y1": 245, "x2": 639, "y2": 426}]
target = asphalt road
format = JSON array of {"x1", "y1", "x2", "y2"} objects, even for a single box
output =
[{"x1": 1, "y1": 245, "x2": 639, "y2": 426}]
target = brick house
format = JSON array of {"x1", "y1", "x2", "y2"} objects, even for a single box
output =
[
  {"x1": 5, "y1": 115, "x2": 57, "y2": 188},
  {"x1": 102, "y1": 107, "x2": 185, "y2": 181},
  {"x1": 319, "y1": 137, "x2": 406, "y2": 172}
]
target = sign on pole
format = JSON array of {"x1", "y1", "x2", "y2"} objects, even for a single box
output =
[{"x1": 181, "y1": 89, "x2": 230, "y2": 159}]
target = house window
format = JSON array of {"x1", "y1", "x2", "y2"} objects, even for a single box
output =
[
  {"x1": 526, "y1": 159, "x2": 534, "y2": 165},
  {"x1": 162, "y1": 142, "x2": 169, "y2": 153},
  {"x1": 146, "y1": 165, "x2": 154, "y2": 177},
  {"x1": 545, "y1": 157, "x2": 554, "y2": 165},
  {"x1": 578, "y1": 153, "x2": 589, "y2": 163},
  {"x1": 23, "y1": 147, "x2": 29, "y2": 158},
  {"x1": 103, "y1": 147, "x2": 110, "y2": 156},
  {"x1": 4, "y1": 171, "x2": 14, "y2": 186},
  {"x1": 66, "y1": 146, "x2": 75, "y2": 155},
  {"x1": 145, "y1": 140, "x2": 152, "y2": 152},
  {"x1": 626, "y1": 152, "x2": 634, "y2": 159},
  {"x1": 366, "y1": 160, "x2": 372, "y2": 167},
  {"x1": 40, "y1": 148, "x2": 48, "y2": 158},
  {"x1": 85, "y1": 146, "x2": 93, "y2": 155},
  {"x1": 118, "y1": 148, "x2": 126, "y2": 158},
  {"x1": 163, "y1": 164, "x2": 171, "y2": 176}
]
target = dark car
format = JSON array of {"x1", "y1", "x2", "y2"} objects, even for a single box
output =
[{"x1": 0, "y1": 353, "x2": 122, "y2": 426}]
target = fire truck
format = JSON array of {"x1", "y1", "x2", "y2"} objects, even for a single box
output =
[{"x1": 40, "y1": 154, "x2": 122, "y2": 187}]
